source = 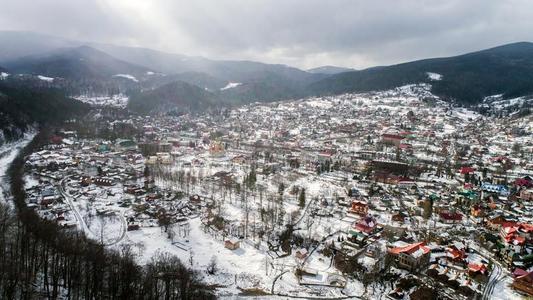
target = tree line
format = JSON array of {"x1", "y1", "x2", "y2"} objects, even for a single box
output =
[{"x1": 0, "y1": 128, "x2": 215, "y2": 299}]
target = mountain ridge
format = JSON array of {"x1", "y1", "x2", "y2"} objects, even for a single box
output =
[
  {"x1": 308, "y1": 42, "x2": 533, "y2": 104},
  {"x1": 307, "y1": 65, "x2": 355, "y2": 75},
  {"x1": 3, "y1": 45, "x2": 152, "y2": 80},
  {"x1": 2, "y1": 31, "x2": 533, "y2": 110}
]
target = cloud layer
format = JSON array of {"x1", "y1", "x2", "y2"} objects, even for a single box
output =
[{"x1": 1, "y1": 0, "x2": 532, "y2": 69}]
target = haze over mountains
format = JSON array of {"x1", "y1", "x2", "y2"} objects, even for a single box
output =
[
  {"x1": 307, "y1": 66, "x2": 355, "y2": 75},
  {"x1": 1, "y1": 31, "x2": 533, "y2": 116},
  {"x1": 310, "y1": 42, "x2": 533, "y2": 105}
]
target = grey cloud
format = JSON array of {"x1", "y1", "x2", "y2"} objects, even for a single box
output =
[{"x1": 1, "y1": 0, "x2": 532, "y2": 69}]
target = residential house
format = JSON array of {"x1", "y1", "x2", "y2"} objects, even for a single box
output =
[
  {"x1": 388, "y1": 242, "x2": 431, "y2": 272},
  {"x1": 349, "y1": 200, "x2": 368, "y2": 216},
  {"x1": 486, "y1": 215, "x2": 507, "y2": 230},
  {"x1": 470, "y1": 204, "x2": 485, "y2": 218},
  {"x1": 382, "y1": 133, "x2": 405, "y2": 147},
  {"x1": 520, "y1": 189, "x2": 533, "y2": 201},
  {"x1": 481, "y1": 183, "x2": 510, "y2": 197},
  {"x1": 353, "y1": 215, "x2": 378, "y2": 235},
  {"x1": 512, "y1": 271, "x2": 533, "y2": 296},
  {"x1": 446, "y1": 241, "x2": 467, "y2": 262},
  {"x1": 295, "y1": 248, "x2": 308, "y2": 260},
  {"x1": 467, "y1": 263, "x2": 488, "y2": 279},
  {"x1": 225, "y1": 238, "x2": 240, "y2": 250},
  {"x1": 439, "y1": 211, "x2": 463, "y2": 224}
]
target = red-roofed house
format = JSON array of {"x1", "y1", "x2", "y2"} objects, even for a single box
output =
[
  {"x1": 349, "y1": 201, "x2": 368, "y2": 216},
  {"x1": 519, "y1": 189, "x2": 533, "y2": 201},
  {"x1": 353, "y1": 216, "x2": 378, "y2": 235},
  {"x1": 470, "y1": 204, "x2": 485, "y2": 218},
  {"x1": 514, "y1": 178, "x2": 533, "y2": 188},
  {"x1": 447, "y1": 245, "x2": 466, "y2": 261},
  {"x1": 512, "y1": 271, "x2": 533, "y2": 296},
  {"x1": 512, "y1": 268, "x2": 528, "y2": 278},
  {"x1": 500, "y1": 222, "x2": 532, "y2": 251},
  {"x1": 499, "y1": 221, "x2": 520, "y2": 237},
  {"x1": 486, "y1": 215, "x2": 507, "y2": 230},
  {"x1": 381, "y1": 133, "x2": 405, "y2": 147},
  {"x1": 388, "y1": 242, "x2": 430, "y2": 271},
  {"x1": 460, "y1": 167, "x2": 475, "y2": 174},
  {"x1": 439, "y1": 211, "x2": 463, "y2": 224},
  {"x1": 467, "y1": 263, "x2": 488, "y2": 276}
]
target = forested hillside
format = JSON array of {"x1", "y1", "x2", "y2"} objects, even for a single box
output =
[
  {"x1": 0, "y1": 83, "x2": 88, "y2": 144},
  {"x1": 0, "y1": 129, "x2": 215, "y2": 299},
  {"x1": 309, "y1": 42, "x2": 533, "y2": 104}
]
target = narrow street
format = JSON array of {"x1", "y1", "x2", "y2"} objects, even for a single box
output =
[
  {"x1": 482, "y1": 263, "x2": 503, "y2": 300},
  {"x1": 58, "y1": 176, "x2": 127, "y2": 246}
]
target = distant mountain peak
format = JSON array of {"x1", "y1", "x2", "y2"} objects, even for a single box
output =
[
  {"x1": 307, "y1": 65, "x2": 355, "y2": 75},
  {"x1": 309, "y1": 41, "x2": 533, "y2": 105},
  {"x1": 3, "y1": 45, "x2": 151, "y2": 80}
]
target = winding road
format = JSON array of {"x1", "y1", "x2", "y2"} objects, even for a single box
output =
[
  {"x1": 59, "y1": 176, "x2": 127, "y2": 246},
  {"x1": 0, "y1": 136, "x2": 34, "y2": 205},
  {"x1": 482, "y1": 263, "x2": 503, "y2": 300}
]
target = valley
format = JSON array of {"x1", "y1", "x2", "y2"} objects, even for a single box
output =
[{"x1": 13, "y1": 84, "x2": 532, "y2": 299}]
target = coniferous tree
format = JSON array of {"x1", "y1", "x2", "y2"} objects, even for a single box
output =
[{"x1": 298, "y1": 188, "x2": 306, "y2": 208}]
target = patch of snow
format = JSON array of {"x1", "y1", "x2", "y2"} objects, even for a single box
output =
[
  {"x1": 452, "y1": 107, "x2": 481, "y2": 121},
  {"x1": 0, "y1": 132, "x2": 36, "y2": 207},
  {"x1": 112, "y1": 74, "x2": 139, "y2": 82},
  {"x1": 37, "y1": 75, "x2": 54, "y2": 82},
  {"x1": 220, "y1": 82, "x2": 242, "y2": 90},
  {"x1": 483, "y1": 94, "x2": 504, "y2": 103},
  {"x1": 490, "y1": 96, "x2": 531, "y2": 109},
  {"x1": 146, "y1": 71, "x2": 154, "y2": 75},
  {"x1": 426, "y1": 72, "x2": 443, "y2": 81},
  {"x1": 0, "y1": 72, "x2": 9, "y2": 79},
  {"x1": 72, "y1": 94, "x2": 129, "y2": 108},
  {"x1": 491, "y1": 275, "x2": 522, "y2": 300}
]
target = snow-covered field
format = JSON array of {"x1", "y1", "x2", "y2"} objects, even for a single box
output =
[
  {"x1": 72, "y1": 94, "x2": 129, "y2": 107},
  {"x1": 0, "y1": 132, "x2": 36, "y2": 207},
  {"x1": 19, "y1": 83, "x2": 531, "y2": 299},
  {"x1": 112, "y1": 74, "x2": 139, "y2": 82},
  {"x1": 37, "y1": 75, "x2": 54, "y2": 82},
  {"x1": 426, "y1": 72, "x2": 443, "y2": 81},
  {"x1": 220, "y1": 82, "x2": 242, "y2": 90}
]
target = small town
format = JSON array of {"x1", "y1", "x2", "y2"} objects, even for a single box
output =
[{"x1": 17, "y1": 84, "x2": 533, "y2": 299}]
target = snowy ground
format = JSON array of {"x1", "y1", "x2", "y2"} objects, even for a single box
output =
[
  {"x1": 0, "y1": 132, "x2": 35, "y2": 207},
  {"x1": 112, "y1": 74, "x2": 138, "y2": 82},
  {"x1": 37, "y1": 75, "x2": 54, "y2": 82},
  {"x1": 492, "y1": 275, "x2": 523, "y2": 300},
  {"x1": 18, "y1": 83, "x2": 531, "y2": 299},
  {"x1": 220, "y1": 82, "x2": 242, "y2": 90},
  {"x1": 72, "y1": 94, "x2": 129, "y2": 108}
]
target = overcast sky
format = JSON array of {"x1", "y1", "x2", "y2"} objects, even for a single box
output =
[{"x1": 1, "y1": 0, "x2": 533, "y2": 69}]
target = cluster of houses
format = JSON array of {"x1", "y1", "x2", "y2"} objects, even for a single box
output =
[
  {"x1": 23, "y1": 132, "x2": 201, "y2": 235},
  {"x1": 20, "y1": 85, "x2": 533, "y2": 298}
]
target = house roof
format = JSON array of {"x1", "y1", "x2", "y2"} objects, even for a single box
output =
[
  {"x1": 296, "y1": 248, "x2": 308, "y2": 255},
  {"x1": 514, "y1": 178, "x2": 533, "y2": 187},
  {"x1": 382, "y1": 133, "x2": 404, "y2": 140},
  {"x1": 512, "y1": 268, "x2": 528, "y2": 277},
  {"x1": 354, "y1": 216, "x2": 377, "y2": 233},
  {"x1": 468, "y1": 263, "x2": 487, "y2": 274},
  {"x1": 351, "y1": 201, "x2": 367, "y2": 207},
  {"x1": 440, "y1": 211, "x2": 463, "y2": 220},
  {"x1": 520, "y1": 224, "x2": 533, "y2": 233},
  {"x1": 389, "y1": 242, "x2": 430, "y2": 256},
  {"x1": 460, "y1": 167, "x2": 475, "y2": 174},
  {"x1": 516, "y1": 271, "x2": 533, "y2": 283},
  {"x1": 225, "y1": 238, "x2": 239, "y2": 244},
  {"x1": 448, "y1": 248, "x2": 464, "y2": 260}
]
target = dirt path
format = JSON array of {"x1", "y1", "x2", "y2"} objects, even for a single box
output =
[{"x1": 59, "y1": 176, "x2": 127, "y2": 246}]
